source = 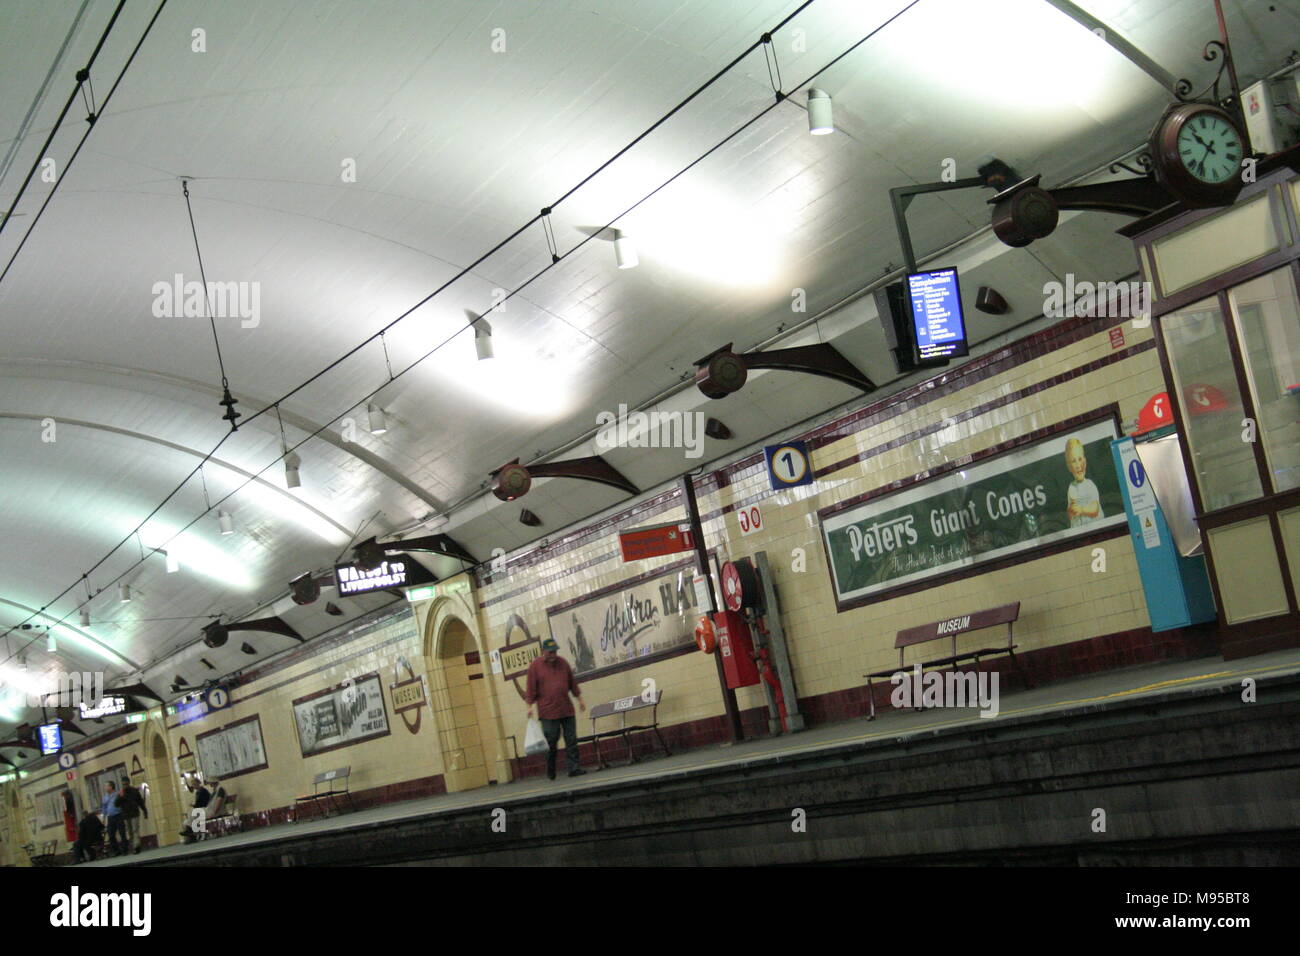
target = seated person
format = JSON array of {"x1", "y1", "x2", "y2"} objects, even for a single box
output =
[
  {"x1": 179, "y1": 776, "x2": 213, "y2": 843},
  {"x1": 72, "y1": 810, "x2": 105, "y2": 864}
]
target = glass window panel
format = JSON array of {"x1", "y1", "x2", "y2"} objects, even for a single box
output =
[
  {"x1": 1162, "y1": 297, "x2": 1263, "y2": 509},
  {"x1": 1228, "y1": 267, "x2": 1300, "y2": 493}
]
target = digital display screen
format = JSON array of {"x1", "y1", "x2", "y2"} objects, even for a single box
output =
[
  {"x1": 37, "y1": 722, "x2": 63, "y2": 756},
  {"x1": 906, "y1": 267, "x2": 968, "y2": 361}
]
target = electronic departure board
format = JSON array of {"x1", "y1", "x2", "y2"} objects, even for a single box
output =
[
  {"x1": 906, "y1": 267, "x2": 969, "y2": 361},
  {"x1": 37, "y1": 722, "x2": 63, "y2": 755}
]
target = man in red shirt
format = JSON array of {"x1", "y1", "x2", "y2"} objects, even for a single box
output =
[{"x1": 526, "y1": 637, "x2": 587, "y2": 779}]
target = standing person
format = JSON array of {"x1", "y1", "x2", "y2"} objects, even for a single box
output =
[
  {"x1": 117, "y1": 777, "x2": 148, "y2": 854},
  {"x1": 525, "y1": 637, "x2": 587, "y2": 780},
  {"x1": 72, "y1": 809, "x2": 104, "y2": 864},
  {"x1": 101, "y1": 781, "x2": 125, "y2": 856}
]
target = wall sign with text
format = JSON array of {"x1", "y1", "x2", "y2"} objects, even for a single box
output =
[
  {"x1": 820, "y1": 415, "x2": 1124, "y2": 609},
  {"x1": 546, "y1": 558, "x2": 702, "y2": 679},
  {"x1": 292, "y1": 673, "x2": 391, "y2": 757},
  {"x1": 333, "y1": 553, "x2": 435, "y2": 596}
]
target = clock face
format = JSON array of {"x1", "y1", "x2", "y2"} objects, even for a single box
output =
[{"x1": 1176, "y1": 112, "x2": 1242, "y2": 184}]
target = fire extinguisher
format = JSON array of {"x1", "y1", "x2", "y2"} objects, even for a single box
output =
[{"x1": 694, "y1": 615, "x2": 716, "y2": 654}]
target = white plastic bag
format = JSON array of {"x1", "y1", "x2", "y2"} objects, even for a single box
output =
[{"x1": 524, "y1": 718, "x2": 548, "y2": 756}]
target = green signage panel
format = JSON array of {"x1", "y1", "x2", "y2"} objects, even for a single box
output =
[{"x1": 821, "y1": 416, "x2": 1125, "y2": 607}]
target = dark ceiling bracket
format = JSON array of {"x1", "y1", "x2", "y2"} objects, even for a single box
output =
[
  {"x1": 489, "y1": 455, "x2": 638, "y2": 502},
  {"x1": 744, "y1": 344, "x2": 875, "y2": 393},
  {"x1": 204, "y1": 615, "x2": 303, "y2": 647},
  {"x1": 889, "y1": 160, "x2": 1019, "y2": 272},
  {"x1": 355, "y1": 532, "x2": 478, "y2": 569},
  {"x1": 694, "y1": 342, "x2": 875, "y2": 398}
]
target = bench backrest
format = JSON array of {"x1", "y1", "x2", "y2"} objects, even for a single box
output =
[
  {"x1": 895, "y1": 602, "x2": 1020, "y2": 648},
  {"x1": 314, "y1": 766, "x2": 350, "y2": 786},
  {"x1": 590, "y1": 690, "x2": 661, "y2": 720}
]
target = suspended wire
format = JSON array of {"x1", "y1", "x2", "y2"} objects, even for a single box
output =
[
  {"x1": 762, "y1": 33, "x2": 784, "y2": 96},
  {"x1": 1, "y1": 0, "x2": 921, "y2": 671},
  {"x1": 0, "y1": 0, "x2": 169, "y2": 285},
  {"x1": 0, "y1": 0, "x2": 126, "y2": 242},
  {"x1": 181, "y1": 179, "x2": 231, "y2": 390}
]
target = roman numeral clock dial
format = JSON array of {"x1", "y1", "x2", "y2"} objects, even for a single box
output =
[{"x1": 1151, "y1": 102, "x2": 1248, "y2": 207}]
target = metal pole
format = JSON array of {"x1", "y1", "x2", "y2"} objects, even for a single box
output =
[{"x1": 679, "y1": 474, "x2": 743, "y2": 743}]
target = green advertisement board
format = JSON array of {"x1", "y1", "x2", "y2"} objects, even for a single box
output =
[{"x1": 821, "y1": 416, "x2": 1125, "y2": 608}]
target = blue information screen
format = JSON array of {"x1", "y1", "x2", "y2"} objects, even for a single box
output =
[
  {"x1": 37, "y1": 722, "x2": 62, "y2": 756},
  {"x1": 906, "y1": 267, "x2": 968, "y2": 360}
]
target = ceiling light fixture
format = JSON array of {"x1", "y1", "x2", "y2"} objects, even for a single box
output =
[
  {"x1": 165, "y1": 550, "x2": 180, "y2": 573},
  {"x1": 613, "y1": 229, "x2": 638, "y2": 269},
  {"x1": 79, "y1": 608, "x2": 90, "y2": 628},
  {"x1": 807, "y1": 88, "x2": 833, "y2": 135},
  {"x1": 367, "y1": 402, "x2": 387, "y2": 435},
  {"x1": 218, "y1": 510, "x2": 234, "y2": 535},
  {"x1": 283, "y1": 450, "x2": 302, "y2": 490},
  {"x1": 118, "y1": 583, "x2": 131, "y2": 603},
  {"x1": 474, "y1": 317, "x2": 494, "y2": 361},
  {"x1": 46, "y1": 633, "x2": 57, "y2": 653}
]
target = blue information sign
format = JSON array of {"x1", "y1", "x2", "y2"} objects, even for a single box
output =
[
  {"x1": 906, "y1": 267, "x2": 968, "y2": 360},
  {"x1": 764, "y1": 440, "x2": 814, "y2": 490},
  {"x1": 37, "y1": 722, "x2": 63, "y2": 756}
]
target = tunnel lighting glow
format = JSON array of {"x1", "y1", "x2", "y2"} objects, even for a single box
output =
[
  {"x1": 237, "y1": 481, "x2": 351, "y2": 546},
  {"x1": 137, "y1": 522, "x2": 257, "y2": 590},
  {"x1": 435, "y1": 347, "x2": 580, "y2": 419},
  {"x1": 628, "y1": 184, "x2": 786, "y2": 288}
]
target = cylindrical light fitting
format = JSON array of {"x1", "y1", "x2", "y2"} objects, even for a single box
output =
[
  {"x1": 474, "y1": 319, "x2": 494, "y2": 360},
  {"x1": 218, "y1": 509, "x2": 234, "y2": 535},
  {"x1": 284, "y1": 451, "x2": 301, "y2": 489},
  {"x1": 46, "y1": 633, "x2": 57, "y2": 653},
  {"x1": 613, "y1": 229, "x2": 638, "y2": 269},
  {"x1": 118, "y1": 583, "x2": 131, "y2": 603},
  {"x1": 366, "y1": 402, "x2": 387, "y2": 435},
  {"x1": 79, "y1": 608, "x2": 91, "y2": 628},
  {"x1": 807, "y1": 88, "x2": 833, "y2": 135},
  {"x1": 165, "y1": 551, "x2": 180, "y2": 573}
]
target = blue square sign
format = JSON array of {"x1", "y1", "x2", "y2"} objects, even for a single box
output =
[{"x1": 764, "y1": 440, "x2": 813, "y2": 490}]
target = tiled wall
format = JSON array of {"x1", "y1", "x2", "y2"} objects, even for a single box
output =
[{"x1": 2, "y1": 309, "x2": 1199, "y2": 865}]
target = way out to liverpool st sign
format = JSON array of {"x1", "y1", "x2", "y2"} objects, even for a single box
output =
[{"x1": 820, "y1": 416, "x2": 1124, "y2": 609}]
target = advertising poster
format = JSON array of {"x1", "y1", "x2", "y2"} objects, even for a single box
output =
[
  {"x1": 292, "y1": 673, "x2": 390, "y2": 757},
  {"x1": 196, "y1": 716, "x2": 268, "y2": 780},
  {"x1": 547, "y1": 561, "x2": 701, "y2": 678},
  {"x1": 822, "y1": 416, "x2": 1124, "y2": 608}
]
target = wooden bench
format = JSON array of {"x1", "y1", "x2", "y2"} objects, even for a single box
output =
[
  {"x1": 294, "y1": 767, "x2": 353, "y2": 820},
  {"x1": 864, "y1": 602, "x2": 1029, "y2": 719},
  {"x1": 577, "y1": 691, "x2": 671, "y2": 769}
]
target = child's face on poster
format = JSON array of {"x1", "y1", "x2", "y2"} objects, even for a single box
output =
[{"x1": 1067, "y1": 444, "x2": 1087, "y2": 482}]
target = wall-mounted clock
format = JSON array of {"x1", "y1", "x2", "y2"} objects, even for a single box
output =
[{"x1": 1149, "y1": 102, "x2": 1247, "y2": 208}]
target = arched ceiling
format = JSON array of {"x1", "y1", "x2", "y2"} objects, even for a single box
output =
[{"x1": 2, "y1": 0, "x2": 1296, "y2": 744}]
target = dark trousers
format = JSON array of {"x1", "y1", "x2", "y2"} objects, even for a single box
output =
[
  {"x1": 106, "y1": 815, "x2": 127, "y2": 854},
  {"x1": 72, "y1": 838, "x2": 98, "y2": 864},
  {"x1": 541, "y1": 716, "x2": 580, "y2": 776}
]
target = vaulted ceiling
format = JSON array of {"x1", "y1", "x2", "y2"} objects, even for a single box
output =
[{"x1": 2, "y1": 0, "x2": 1296, "y2": 744}]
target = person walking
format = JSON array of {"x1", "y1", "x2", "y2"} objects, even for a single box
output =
[
  {"x1": 117, "y1": 777, "x2": 148, "y2": 854},
  {"x1": 525, "y1": 637, "x2": 587, "y2": 780},
  {"x1": 101, "y1": 781, "x2": 126, "y2": 856}
]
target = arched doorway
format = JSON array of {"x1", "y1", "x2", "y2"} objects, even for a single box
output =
[
  {"x1": 142, "y1": 723, "x2": 183, "y2": 847},
  {"x1": 423, "y1": 601, "x2": 510, "y2": 793}
]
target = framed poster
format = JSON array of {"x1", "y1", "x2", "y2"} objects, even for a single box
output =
[
  {"x1": 292, "y1": 673, "x2": 390, "y2": 757},
  {"x1": 546, "y1": 556, "x2": 702, "y2": 680},
  {"x1": 195, "y1": 715, "x2": 268, "y2": 780},
  {"x1": 821, "y1": 411, "x2": 1126, "y2": 610}
]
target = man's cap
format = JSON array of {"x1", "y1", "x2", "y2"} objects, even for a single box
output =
[{"x1": 541, "y1": 637, "x2": 559, "y2": 651}]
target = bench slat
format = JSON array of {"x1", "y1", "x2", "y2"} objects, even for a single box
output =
[{"x1": 895, "y1": 602, "x2": 1019, "y2": 648}]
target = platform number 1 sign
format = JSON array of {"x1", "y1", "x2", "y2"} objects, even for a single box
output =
[{"x1": 764, "y1": 440, "x2": 813, "y2": 491}]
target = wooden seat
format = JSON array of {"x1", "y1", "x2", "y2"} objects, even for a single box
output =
[
  {"x1": 576, "y1": 691, "x2": 670, "y2": 769},
  {"x1": 294, "y1": 766, "x2": 353, "y2": 820},
  {"x1": 865, "y1": 602, "x2": 1030, "y2": 718}
]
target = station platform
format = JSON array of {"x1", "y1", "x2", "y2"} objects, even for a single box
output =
[{"x1": 89, "y1": 648, "x2": 1300, "y2": 866}]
